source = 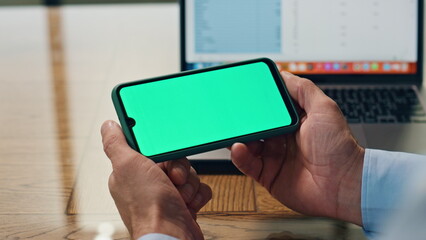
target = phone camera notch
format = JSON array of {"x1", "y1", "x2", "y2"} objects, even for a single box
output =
[{"x1": 126, "y1": 117, "x2": 136, "y2": 128}]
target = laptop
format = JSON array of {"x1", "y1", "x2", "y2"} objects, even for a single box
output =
[{"x1": 180, "y1": 0, "x2": 426, "y2": 174}]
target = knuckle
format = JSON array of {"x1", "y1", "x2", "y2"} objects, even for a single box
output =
[
  {"x1": 322, "y1": 97, "x2": 340, "y2": 111},
  {"x1": 297, "y1": 78, "x2": 316, "y2": 97},
  {"x1": 108, "y1": 174, "x2": 117, "y2": 195},
  {"x1": 299, "y1": 77, "x2": 315, "y2": 87}
]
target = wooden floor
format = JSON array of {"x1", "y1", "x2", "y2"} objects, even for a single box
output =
[{"x1": 0, "y1": 4, "x2": 367, "y2": 240}]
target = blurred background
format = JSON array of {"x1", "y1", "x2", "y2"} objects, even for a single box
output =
[{"x1": 0, "y1": 0, "x2": 174, "y2": 5}]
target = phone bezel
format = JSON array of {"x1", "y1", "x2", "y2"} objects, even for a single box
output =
[{"x1": 112, "y1": 58, "x2": 299, "y2": 162}]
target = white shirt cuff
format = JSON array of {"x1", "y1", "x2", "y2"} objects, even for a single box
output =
[{"x1": 137, "y1": 233, "x2": 179, "y2": 240}]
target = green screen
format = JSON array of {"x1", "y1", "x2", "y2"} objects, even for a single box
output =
[{"x1": 120, "y1": 62, "x2": 291, "y2": 157}]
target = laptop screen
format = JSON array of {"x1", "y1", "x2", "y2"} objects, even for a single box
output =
[{"x1": 182, "y1": 0, "x2": 419, "y2": 75}]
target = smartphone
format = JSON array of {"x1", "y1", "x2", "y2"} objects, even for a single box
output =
[{"x1": 112, "y1": 58, "x2": 299, "y2": 162}]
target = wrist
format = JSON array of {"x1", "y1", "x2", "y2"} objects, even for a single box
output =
[{"x1": 336, "y1": 145, "x2": 365, "y2": 226}]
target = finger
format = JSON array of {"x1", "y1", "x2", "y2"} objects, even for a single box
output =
[
  {"x1": 280, "y1": 71, "x2": 327, "y2": 114},
  {"x1": 227, "y1": 140, "x2": 263, "y2": 151},
  {"x1": 258, "y1": 136, "x2": 287, "y2": 187},
  {"x1": 261, "y1": 135, "x2": 287, "y2": 159},
  {"x1": 189, "y1": 209, "x2": 197, "y2": 221},
  {"x1": 189, "y1": 183, "x2": 212, "y2": 213},
  {"x1": 101, "y1": 120, "x2": 142, "y2": 165},
  {"x1": 177, "y1": 167, "x2": 200, "y2": 203},
  {"x1": 245, "y1": 140, "x2": 265, "y2": 157},
  {"x1": 163, "y1": 158, "x2": 191, "y2": 186},
  {"x1": 231, "y1": 142, "x2": 263, "y2": 182}
]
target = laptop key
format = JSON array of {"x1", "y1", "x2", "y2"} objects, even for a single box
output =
[
  {"x1": 378, "y1": 116, "x2": 397, "y2": 123},
  {"x1": 323, "y1": 87, "x2": 426, "y2": 124},
  {"x1": 346, "y1": 118, "x2": 362, "y2": 124}
]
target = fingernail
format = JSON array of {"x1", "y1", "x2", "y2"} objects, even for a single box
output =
[
  {"x1": 102, "y1": 120, "x2": 115, "y2": 131},
  {"x1": 107, "y1": 120, "x2": 117, "y2": 128},
  {"x1": 101, "y1": 121, "x2": 114, "y2": 135}
]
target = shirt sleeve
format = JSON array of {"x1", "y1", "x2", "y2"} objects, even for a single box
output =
[
  {"x1": 362, "y1": 148, "x2": 426, "y2": 239},
  {"x1": 137, "y1": 233, "x2": 179, "y2": 240}
]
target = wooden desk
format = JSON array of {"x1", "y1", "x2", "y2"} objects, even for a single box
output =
[{"x1": 0, "y1": 4, "x2": 366, "y2": 239}]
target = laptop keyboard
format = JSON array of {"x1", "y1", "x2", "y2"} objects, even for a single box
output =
[{"x1": 322, "y1": 87, "x2": 426, "y2": 124}]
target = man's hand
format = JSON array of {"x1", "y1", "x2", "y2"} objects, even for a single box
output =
[
  {"x1": 231, "y1": 72, "x2": 365, "y2": 226},
  {"x1": 101, "y1": 120, "x2": 212, "y2": 240}
]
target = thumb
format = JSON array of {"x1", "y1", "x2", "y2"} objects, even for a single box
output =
[
  {"x1": 281, "y1": 71, "x2": 328, "y2": 114},
  {"x1": 101, "y1": 120, "x2": 144, "y2": 166}
]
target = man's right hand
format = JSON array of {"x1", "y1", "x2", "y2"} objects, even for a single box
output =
[{"x1": 231, "y1": 71, "x2": 365, "y2": 226}]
